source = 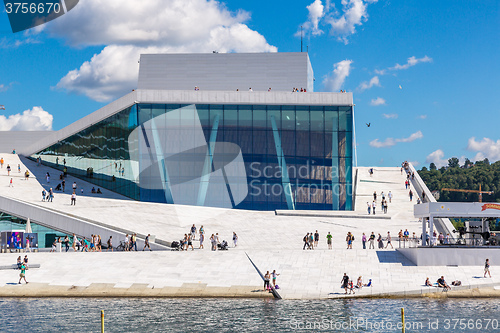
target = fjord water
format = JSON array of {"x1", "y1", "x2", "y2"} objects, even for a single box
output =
[{"x1": 1, "y1": 298, "x2": 499, "y2": 332}]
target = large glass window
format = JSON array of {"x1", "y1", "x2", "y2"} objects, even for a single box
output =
[{"x1": 33, "y1": 103, "x2": 353, "y2": 211}]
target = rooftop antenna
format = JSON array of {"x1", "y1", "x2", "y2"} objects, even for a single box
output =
[{"x1": 300, "y1": 26, "x2": 303, "y2": 52}]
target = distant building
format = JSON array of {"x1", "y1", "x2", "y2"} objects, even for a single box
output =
[{"x1": 432, "y1": 191, "x2": 440, "y2": 200}]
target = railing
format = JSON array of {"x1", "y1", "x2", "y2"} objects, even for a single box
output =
[
  {"x1": 405, "y1": 163, "x2": 456, "y2": 238},
  {"x1": 398, "y1": 236, "x2": 500, "y2": 248}
]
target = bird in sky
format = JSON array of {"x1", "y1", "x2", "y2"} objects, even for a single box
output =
[
  {"x1": 366, "y1": 123, "x2": 371, "y2": 127},
  {"x1": 399, "y1": 85, "x2": 402, "y2": 89},
  {"x1": 0, "y1": 105, "x2": 5, "y2": 110}
]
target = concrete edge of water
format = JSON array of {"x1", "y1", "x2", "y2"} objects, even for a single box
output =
[{"x1": 0, "y1": 283, "x2": 275, "y2": 298}]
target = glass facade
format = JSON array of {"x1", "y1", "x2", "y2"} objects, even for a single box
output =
[
  {"x1": 0, "y1": 211, "x2": 71, "y2": 248},
  {"x1": 32, "y1": 103, "x2": 353, "y2": 211}
]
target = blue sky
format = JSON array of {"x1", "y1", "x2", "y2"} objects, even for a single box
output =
[{"x1": 0, "y1": 0, "x2": 499, "y2": 168}]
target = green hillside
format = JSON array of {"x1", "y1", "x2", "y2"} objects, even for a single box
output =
[{"x1": 418, "y1": 158, "x2": 500, "y2": 203}]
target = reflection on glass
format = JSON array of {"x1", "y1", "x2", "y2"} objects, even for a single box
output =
[{"x1": 32, "y1": 104, "x2": 353, "y2": 211}]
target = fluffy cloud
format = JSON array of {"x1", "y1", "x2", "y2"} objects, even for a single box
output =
[
  {"x1": 370, "y1": 130, "x2": 423, "y2": 148},
  {"x1": 297, "y1": 0, "x2": 377, "y2": 43},
  {"x1": 399, "y1": 131, "x2": 423, "y2": 142},
  {"x1": 299, "y1": 0, "x2": 325, "y2": 36},
  {"x1": 42, "y1": 0, "x2": 277, "y2": 102},
  {"x1": 389, "y1": 56, "x2": 432, "y2": 71},
  {"x1": 374, "y1": 56, "x2": 432, "y2": 76},
  {"x1": 322, "y1": 59, "x2": 353, "y2": 92},
  {"x1": 467, "y1": 137, "x2": 500, "y2": 162},
  {"x1": 382, "y1": 113, "x2": 398, "y2": 119},
  {"x1": 0, "y1": 36, "x2": 41, "y2": 49},
  {"x1": 370, "y1": 97, "x2": 385, "y2": 106},
  {"x1": 425, "y1": 149, "x2": 466, "y2": 168},
  {"x1": 425, "y1": 149, "x2": 447, "y2": 168},
  {"x1": 56, "y1": 45, "x2": 159, "y2": 102},
  {"x1": 0, "y1": 107, "x2": 53, "y2": 131},
  {"x1": 358, "y1": 76, "x2": 380, "y2": 91},
  {"x1": 326, "y1": 0, "x2": 377, "y2": 44}
]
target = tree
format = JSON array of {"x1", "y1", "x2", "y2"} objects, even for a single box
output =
[
  {"x1": 463, "y1": 158, "x2": 473, "y2": 169},
  {"x1": 419, "y1": 158, "x2": 500, "y2": 203},
  {"x1": 430, "y1": 162, "x2": 437, "y2": 170},
  {"x1": 448, "y1": 157, "x2": 460, "y2": 168}
]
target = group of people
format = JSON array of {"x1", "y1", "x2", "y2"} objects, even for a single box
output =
[
  {"x1": 425, "y1": 276, "x2": 453, "y2": 290},
  {"x1": 302, "y1": 230, "x2": 324, "y2": 250},
  {"x1": 424, "y1": 259, "x2": 491, "y2": 291},
  {"x1": 367, "y1": 191, "x2": 392, "y2": 215},
  {"x1": 17, "y1": 255, "x2": 29, "y2": 284},
  {"x1": 41, "y1": 179, "x2": 103, "y2": 205},
  {"x1": 41, "y1": 188, "x2": 54, "y2": 202},
  {"x1": 351, "y1": 231, "x2": 395, "y2": 249},
  {"x1": 49, "y1": 234, "x2": 104, "y2": 252},
  {"x1": 301, "y1": 230, "x2": 419, "y2": 250},
  {"x1": 47, "y1": 234, "x2": 114, "y2": 252},
  {"x1": 2, "y1": 157, "x2": 30, "y2": 187},
  {"x1": 177, "y1": 224, "x2": 238, "y2": 251},
  {"x1": 122, "y1": 233, "x2": 139, "y2": 251},
  {"x1": 263, "y1": 270, "x2": 280, "y2": 291},
  {"x1": 341, "y1": 273, "x2": 372, "y2": 294}
]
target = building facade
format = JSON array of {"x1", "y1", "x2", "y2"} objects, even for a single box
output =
[{"x1": 27, "y1": 54, "x2": 354, "y2": 211}]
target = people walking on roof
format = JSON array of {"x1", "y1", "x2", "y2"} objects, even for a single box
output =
[{"x1": 143, "y1": 234, "x2": 152, "y2": 251}]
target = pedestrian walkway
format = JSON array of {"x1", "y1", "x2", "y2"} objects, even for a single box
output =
[{"x1": 0, "y1": 154, "x2": 496, "y2": 299}]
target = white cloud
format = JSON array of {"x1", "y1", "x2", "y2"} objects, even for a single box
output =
[
  {"x1": 370, "y1": 130, "x2": 423, "y2": 148},
  {"x1": 370, "y1": 97, "x2": 386, "y2": 106},
  {"x1": 389, "y1": 56, "x2": 432, "y2": 71},
  {"x1": 299, "y1": 0, "x2": 325, "y2": 36},
  {"x1": 425, "y1": 149, "x2": 466, "y2": 168},
  {"x1": 369, "y1": 138, "x2": 395, "y2": 148},
  {"x1": 0, "y1": 83, "x2": 12, "y2": 92},
  {"x1": 41, "y1": 0, "x2": 277, "y2": 102},
  {"x1": 467, "y1": 137, "x2": 500, "y2": 162},
  {"x1": 0, "y1": 107, "x2": 53, "y2": 131},
  {"x1": 322, "y1": 59, "x2": 353, "y2": 92},
  {"x1": 0, "y1": 36, "x2": 41, "y2": 49},
  {"x1": 358, "y1": 76, "x2": 380, "y2": 91},
  {"x1": 373, "y1": 56, "x2": 432, "y2": 76},
  {"x1": 425, "y1": 149, "x2": 447, "y2": 167},
  {"x1": 399, "y1": 131, "x2": 423, "y2": 143},
  {"x1": 425, "y1": 149, "x2": 465, "y2": 168},
  {"x1": 326, "y1": 0, "x2": 377, "y2": 44},
  {"x1": 297, "y1": 0, "x2": 377, "y2": 43},
  {"x1": 382, "y1": 113, "x2": 398, "y2": 119}
]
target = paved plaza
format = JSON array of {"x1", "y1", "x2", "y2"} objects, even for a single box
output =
[{"x1": 0, "y1": 153, "x2": 498, "y2": 299}]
